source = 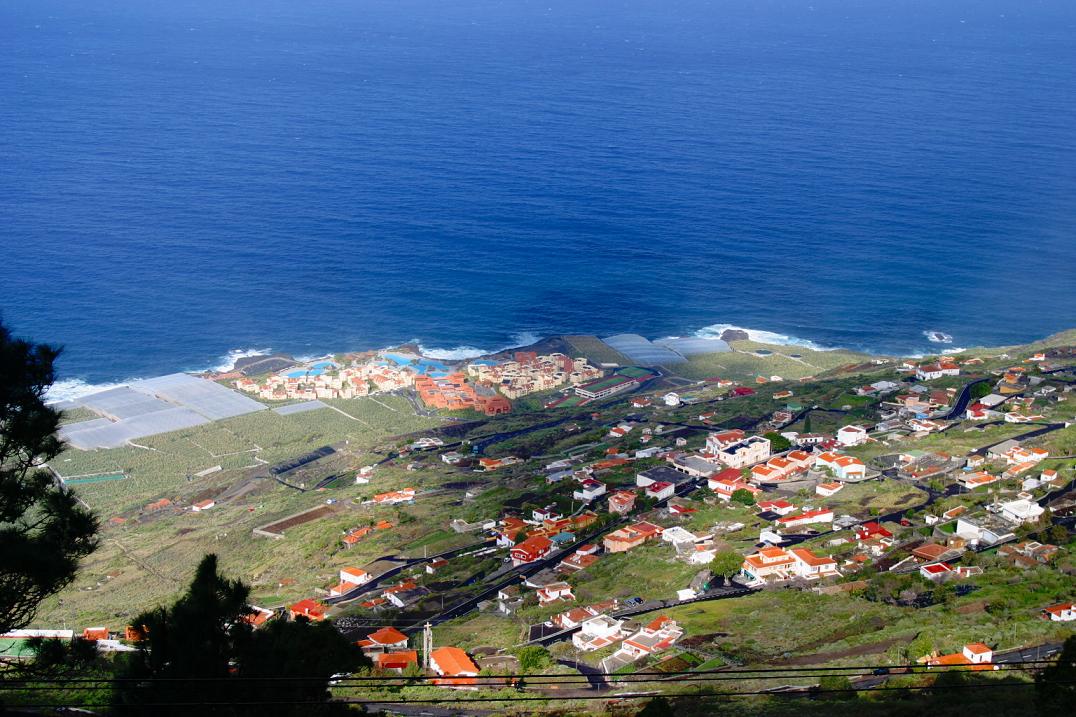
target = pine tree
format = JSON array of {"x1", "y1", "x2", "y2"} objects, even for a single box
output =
[{"x1": 0, "y1": 320, "x2": 98, "y2": 635}]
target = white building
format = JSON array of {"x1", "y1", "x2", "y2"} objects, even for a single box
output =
[
  {"x1": 995, "y1": 499, "x2": 1045, "y2": 525},
  {"x1": 714, "y1": 436, "x2": 771, "y2": 469},
  {"x1": 836, "y1": 425, "x2": 868, "y2": 447},
  {"x1": 573, "y1": 615, "x2": 627, "y2": 651},
  {"x1": 573, "y1": 479, "x2": 607, "y2": 503}
]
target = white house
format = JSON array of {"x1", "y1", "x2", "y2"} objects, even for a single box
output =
[
  {"x1": 714, "y1": 436, "x2": 771, "y2": 469},
  {"x1": 573, "y1": 479, "x2": 607, "y2": 503},
  {"x1": 645, "y1": 481, "x2": 675, "y2": 501},
  {"x1": 775, "y1": 508, "x2": 834, "y2": 530},
  {"x1": 339, "y1": 567, "x2": 371, "y2": 586},
  {"x1": 836, "y1": 425, "x2": 868, "y2": 447},
  {"x1": 815, "y1": 482, "x2": 843, "y2": 497},
  {"x1": 573, "y1": 615, "x2": 626, "y2": 651},
  {"x1": 814, "y1": 452, "x2": 867, "y2": 481},
  {"x1": 536, "y1": 582, "x2": 575, "y2": 606},
  {"x1": 660, "y1": 526, "x2": 698, "y2": 545},
  {"x1": 1042, "y1": 602, "x2": 1075, "y2": 622},
  {"x1": 916, "y1": 362, "x2": 960, "y2": 380},
  {"x1": 995, "y1": 499, "x2": 1044, "y2": 525},
  {"x1": 663, "y1": 393, "x2": 681, "y2": 407}
]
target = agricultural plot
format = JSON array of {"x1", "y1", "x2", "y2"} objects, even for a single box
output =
[
  {"x1": 672, "y1": 341, "x2": 878, "y2": 382},
  {"x1": 561, "y1": 335, "x2": 633, "y2": 366},
  {"x1": 57, "y1": 406, "x2": 104, "y2": 425},
  {"x1": 50, "y1": 394, "x2": 444, "y2": 516},
  {"x1": 325, "y1": 395, "x2": 440, "y2": 435}
]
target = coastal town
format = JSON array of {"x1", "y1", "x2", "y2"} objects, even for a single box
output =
[
  {"x1": 13, "y1": 330, "x2": 1076, "y2": 710},
  {"x1": 231, "y1": 349, "x2": 605, "y2": 416}
]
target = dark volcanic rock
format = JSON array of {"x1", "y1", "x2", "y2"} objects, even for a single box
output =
[
  {"x1": 236, "y1": 354, "x2": 296, "y2": 376},
  {"x1": 720, "y1": 329, "x2": 750, "y2": 342}
]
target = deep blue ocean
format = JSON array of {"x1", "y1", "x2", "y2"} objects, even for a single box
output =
[{"x1": 2, "y1": 0, "x2": 1075, "y2": 397}]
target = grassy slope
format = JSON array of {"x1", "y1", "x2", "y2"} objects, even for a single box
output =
[{"x1": 670, "y1": 340, "x2": 882, "y2": 382}]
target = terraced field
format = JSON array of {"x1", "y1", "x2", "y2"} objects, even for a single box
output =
[{"x1": 49, "y1": 396, "x2": 444, "y2": 515}]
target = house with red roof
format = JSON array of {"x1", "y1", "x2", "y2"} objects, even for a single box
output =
[
  {"x1": 511, "y1": 535, "x2": 553, "y2": 567},
  {"x1": 536, "y1": 582, "x2": 575, "y2": 606},
  {"x1": 926, "y1": 643, "x2": 997, "y2": 670},
  {"x1": 603, "y1": 522, "x2": 663, "y2": 553},
  {"x1": 573, "y1": 478, "x2": 607, "y2": 503},
  {"x1": 371, "y1": 488, "x2": 416, "y2": 505},
  {"x1": 82, "y1": 627, "x2": 110, "y2": 641},
  {"x1": 340, "y1": 567, "x2": 371, "y2": 585},
  {"x1": 1041, "y1": 602, "x2": 1075, "y2": 622},
  {"x1": 357, "y1": 626, "x2": 408, "y2": 653},
  {"x1": 757, "y1": 499, "x2": 796, "y2": 516},
  {"x1": 814, "y1": 452, "x2": 867, "y2": 481},
  {"x1": 644, "y1": 481, "x2": 675, "y2": 501},
  {"x1": 710, "y1": 472, "x2": 762, "y2": 501},
  {"x1": 919, "y1": 562, "x2": 954, "y2": 582},
  {"x1": 342, "y1": 527, "x2": 372, "y2": 548},
  {"x1": 607, "y1": 490, "x2": 637, "y2": 515},
  {"x1": 288, "y1": 599, "x2": 327, "y2": 622},
  {"x1": 854, "y1": 522, "x2": 893, "y2": 542},
  {"x1": 615, "y1": 616, "x2": 684, "y2": 661},
  {"x1": 558, "y1": 550, "x2": 600, "y2": 573},
  {"x1": 816, "y1": 481, "x2": 844, "y2": 497},
  {"x1": 705, "y1": 429, "x2": 746, "y2": 453},
  {"x1": 741, "y1": 546, "x2": 839, "y2": 585},
  {"x1": 775, "y1": 508, "x2": 834, "y2": 529},
  {"x1": 374, "y1": 650, "x2": 419, "y2": 672},
  {"x1": 429, "y1": 646, "x2": 480, "y2": 688},
  {"x1": 240, "y1": 606, "x2": 275, "y2": 629}
]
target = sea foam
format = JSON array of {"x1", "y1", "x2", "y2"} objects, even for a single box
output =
[
  {"x1": 46, "y1": 378, "x2": 130, "y2": 404},
  {"x1": 693, "y1": 324, "x2": 837, "y2": 351},
  {"x1": 416, "y1": 332, "x2": 541, "y2": 361}
]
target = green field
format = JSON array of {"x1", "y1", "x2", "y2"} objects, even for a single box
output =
[
  {"x1": 63, "y1": 472, "x2": 127, "y2": 485},
  {"x1": 670, "y1": 341, "x2": 880, "y2": 382},
  {"x1": 561, "y1": 335, "x2": 633, "y2": 365},
  {"x1": 49, "y1": 395, "x2": 443, "y2": 517}
]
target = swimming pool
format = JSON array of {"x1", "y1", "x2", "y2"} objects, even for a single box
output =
[
  {"x1": 381, "y1": 353, "x2": 451, "y2": 376},
  {"x1": 286, "y1": 361, "x2": 337, "y2": 379}
]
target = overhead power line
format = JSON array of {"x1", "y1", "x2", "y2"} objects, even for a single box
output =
[{"x1": 2, "y1": 679, "x2": 1073, "y2": 710}]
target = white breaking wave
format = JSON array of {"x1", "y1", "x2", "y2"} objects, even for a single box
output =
[
  {"x1": 415, "y1": 345, "x2": 489, "y2": 361},
  {"x1": 923, "y1": 330, "x2": 954, "y2": 344},
  {"x1": 207, "y1": 347, "x2": 274, "y2": 373},
  {"x1": 46, "y1": 378, "x2": 129, "y2": 404},
  {"x1": 416, "y1": 332, "x2": 542, "y2": 361},
  {"x1": 47, "y1": 347, "x2": 274, "y2": 404},
  {"x1": 693, "y1": 323, "x2": 837, "y2": 351}
]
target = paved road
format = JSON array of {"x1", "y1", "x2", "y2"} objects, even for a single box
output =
[
  {"x1": 994, "y1": 641, "x2": 1064, "y2": 663},
  {"x1": 345, "y1": 479, "x2": 705, "y2": 639},
  {"x1": 372, "y1": 704, "x2": 494, "y2": 717},
  {"x1": 969, "y1": 422, "x2": 1067, "y2": 456},
  {"x1": 328, "y1": 540, "x2": 491, "y2": 608},
  {"x1": 558, "y1": 659, "x2": 611, "y2": 690},
  {"x1": 942, "y1": 378, "x2": 990, "y2": 420}
]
